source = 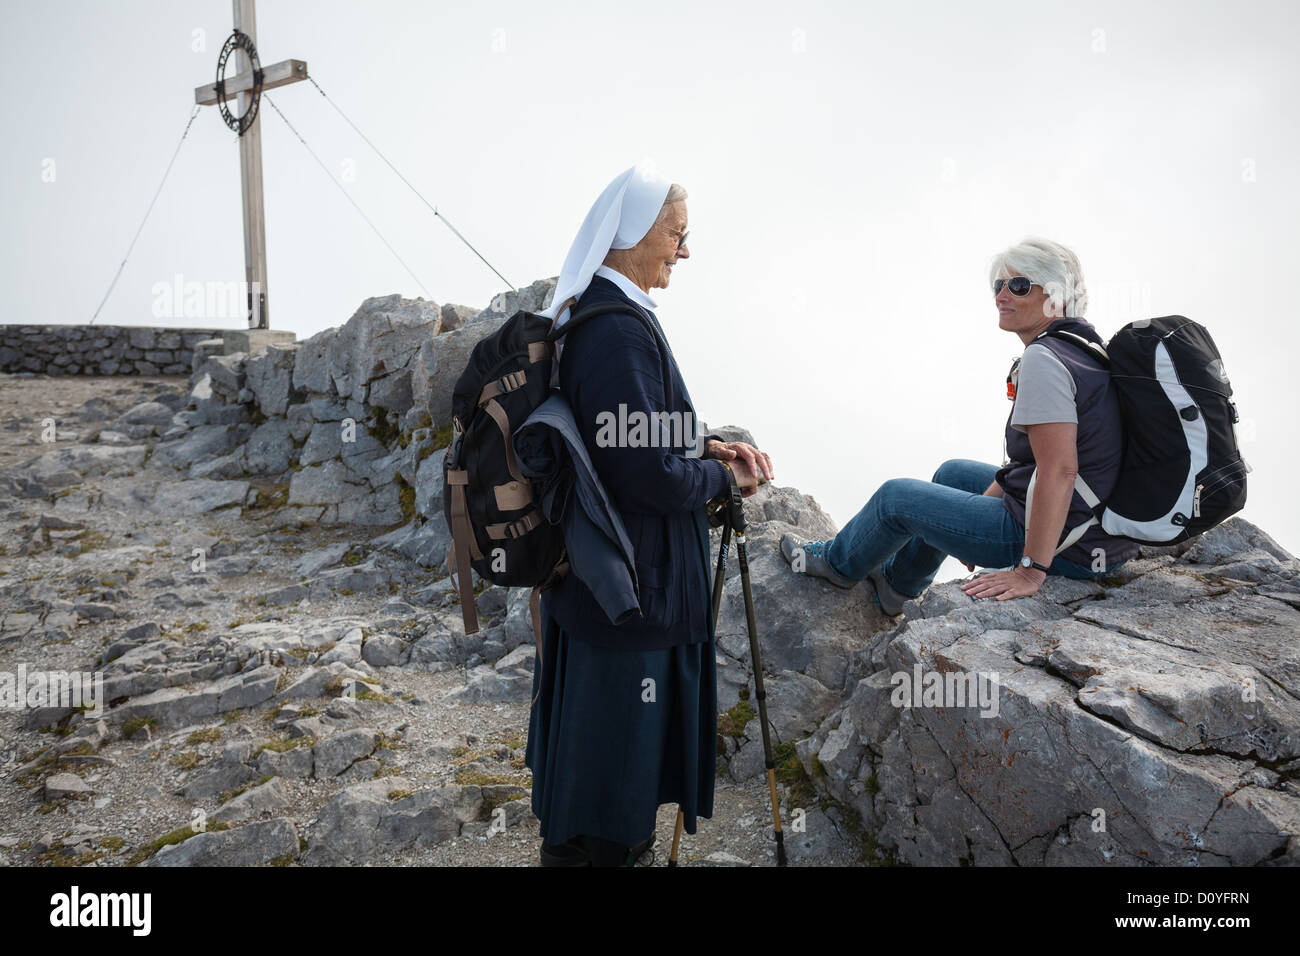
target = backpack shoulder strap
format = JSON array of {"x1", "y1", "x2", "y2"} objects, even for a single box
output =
[
  {"x1": 547, "y1": 300, "x2": 679, "y2": 413},
  {"x1": 1031, "y1": 331, "x2": 1114, "y2": 530},
  {"x1": 1039, "y1": 329, "x2": 1111, "y2": 367},
  {"x1": 545, "y1": 300, "x2": 654, "y2": 341}
]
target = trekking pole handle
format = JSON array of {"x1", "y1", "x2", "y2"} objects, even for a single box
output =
[
  {"x1": 724, "y1": 464, "x2": 747, "y2": 533},
  {"x1": 707, "y1": 461, "x2": 748, "y2": 532}
]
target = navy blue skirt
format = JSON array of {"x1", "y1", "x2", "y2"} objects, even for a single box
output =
[{"x1": 525, "y1": 596, "x2": 718, "y2": 848}]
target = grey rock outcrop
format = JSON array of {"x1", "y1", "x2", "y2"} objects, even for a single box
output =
[
  {"x1": 301, "y1": 777, "x2": 492, "y2": 865},
  {"x1": 210, "y1": 776, "x2": 292, "y2": 825},
  {"x1": 44, "y1": 773, "x2": 93, "y2": 800},
  {"x1": 245, "y1": 342, "x2": 299, "y2": 417},
  {"x1": 144, "y1": 817, "x2": 299, "y2": 867},
  {"x1": 112, "y1": 665, "x2": 280, "y2": 728},
  {"x1": 22, "y1": 278, "x2": 560, "y2": 542},
  {"x1": 796, "y1": 518, "x2": 1300, "y2": 867},
  {"x1": 293, "y1": 294, "x2": 442, "y2": 416},
  {"x1": 313, "y1": 727, "x2": 378, "y2": 778}
]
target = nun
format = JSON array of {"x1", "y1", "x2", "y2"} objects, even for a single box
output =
[{"x1": 526, "y1": 162, "x2": 775, "y2": 866}]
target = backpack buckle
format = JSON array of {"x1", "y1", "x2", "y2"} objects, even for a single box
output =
[{"x1": 448, "y1": 416, "x2": 463, "y2": 467}]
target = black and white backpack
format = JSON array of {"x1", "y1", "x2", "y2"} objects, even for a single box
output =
[{"x1": 1044, "y1": 315, "x2": 1249, "y2": 547}]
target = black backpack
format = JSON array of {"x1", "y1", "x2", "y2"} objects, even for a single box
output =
[
  {"x1": 442, "y1": 299, "x2": 673, "y2": 636},
  {"x1": 1044, "y1": 315, "x2": 1249, "y2": 546}
]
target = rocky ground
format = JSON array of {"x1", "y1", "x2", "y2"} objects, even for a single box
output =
[{"x1": 0, "y1": 371, "x2": 865, "y2": 867}]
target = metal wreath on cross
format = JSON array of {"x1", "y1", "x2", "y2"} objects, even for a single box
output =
[{"x1": 215, "y1": 29, "x2": 264, "y2": 135}]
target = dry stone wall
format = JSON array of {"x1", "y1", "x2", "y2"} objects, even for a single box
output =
[{"x1": 0, "y1": 325, "x2": 223, "y2": 376}]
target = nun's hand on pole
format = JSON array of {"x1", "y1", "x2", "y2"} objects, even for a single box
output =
[
  {"x1": 707, "y1": 442, "x2": 764, "y2": 502},
  {"x1": 729, "y1": 457, "x2": 762, "y2": 497},
  {"x1": 704, "y1": 440, "x2": 774, "y2": 497}
]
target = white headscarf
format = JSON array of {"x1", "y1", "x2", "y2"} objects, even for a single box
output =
[{"x1": 543, "y1": 160, "x2": 672, "y2": 333}]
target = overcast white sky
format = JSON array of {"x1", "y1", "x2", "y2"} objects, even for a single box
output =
[{"x1": 5, "y1": 0, "x2": 1298, "y2": 570}]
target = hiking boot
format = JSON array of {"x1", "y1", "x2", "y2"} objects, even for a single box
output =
[
  {"x1": 780, "y1": 533, "x2": 856, "y2": 589},
  {"x1": 541, "y1": 831, "x2": 656, "y2": 867},
  {"x1": 866, "y1": 567, "x2": 907, "y2": 617},
  {"x1": 539, "y1": 837, "x2": 590, "y2": 867}
]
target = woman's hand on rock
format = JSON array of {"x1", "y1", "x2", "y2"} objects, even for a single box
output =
[{"x1": 959, "y1": 566, "x2": 1045, "y2": 601}]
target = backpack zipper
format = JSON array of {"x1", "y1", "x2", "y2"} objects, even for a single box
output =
[{"x1": 1192, "y1": 483, "x2": 1203, "y2": 518}]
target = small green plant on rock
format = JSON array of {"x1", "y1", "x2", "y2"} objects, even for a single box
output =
[
  {"x1": 717, "y1": 698, "x2": 756, "y2": 738},
  {"x1": 219, "y1": 774, "x2": 273, "y2": 804},
  {"x1": 170, "y1": 751, "x2": 201, "y2": 771},
  {"x1": 121, "y1": 717, "x2": 156, "y2": 739},
  {"x1": 430, "y1": 423, "x2": 454, "y2": 452},
  {"x1": 127, "y1": 822, "x2": 231, "y2": 866}
]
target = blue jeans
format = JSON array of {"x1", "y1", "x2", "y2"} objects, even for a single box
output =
[{"x1": 824, "y1": 459, "x2": 1127, "y2": 599}]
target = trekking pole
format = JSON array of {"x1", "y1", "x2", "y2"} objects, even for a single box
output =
[
  {"x1": 668, "y1": 475, "x2": 787, "y2": 866},
  {"x1": 668, "y1": 500, "x2": 734, "y2": 866},
  {"x1": 727, "y1": 480, "x2": 788, "y2": 866},
  {"x1": 710, "y1": 511, "x2": 733, "y2": 622}
]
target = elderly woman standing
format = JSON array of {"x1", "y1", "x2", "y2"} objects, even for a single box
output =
[
  {"x1": 527, "y1": 163, "x2": 773, "y2": 866},
  {"x1": 781, "y1": 237, "x2": 1138, "y2": 611}
]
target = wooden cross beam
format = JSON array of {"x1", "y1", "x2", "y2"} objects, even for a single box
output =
[
  {"x1": 193, "y1": 0, "x2": 308, "y2": 330},
  {"x1": 194, "y1": 59, "x2": 308, "y2": 107}
]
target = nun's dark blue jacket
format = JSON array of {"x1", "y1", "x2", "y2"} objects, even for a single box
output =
[{"x1": 541, "y1": 274, "x2": 730, "y2": 651}]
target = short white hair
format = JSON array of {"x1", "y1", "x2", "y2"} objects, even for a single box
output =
[
  {"x1": 653, "y1": 183, "x2": 688, "y2": 225},
  {"x1": 988, "y1": 237, "x2": 1088, "y2": 317}
]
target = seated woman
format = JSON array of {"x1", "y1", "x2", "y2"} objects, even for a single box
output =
[{"x1": 781, "y1": 236, "x2": 1138, "y2": 614}]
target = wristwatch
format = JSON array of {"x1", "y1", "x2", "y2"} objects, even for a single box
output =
[{"x1": 1020, "y1": 556, "x2": 1051, "y2": 574}]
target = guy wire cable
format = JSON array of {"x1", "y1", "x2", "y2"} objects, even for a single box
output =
[
  {"x1": 90, "y1": 104, "x2": 203, "y2": 324},
  {"x1": 263, "y1": 92, "x2": 433, "y2": 299},
  {"x1": 306, "y1": 73, "x2": 514, "y2": 291}
]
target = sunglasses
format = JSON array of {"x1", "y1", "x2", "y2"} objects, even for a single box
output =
[{"x1": 993, "y1": 276, "x2": 1038, "y2": 296}]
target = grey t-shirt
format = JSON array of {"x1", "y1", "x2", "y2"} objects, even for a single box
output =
[
  {"x1": 1010, "y1": 343, "x2": 1077, "y2": 431},
  {"x1": 998, "y1": 324, "x2": 1141, "y2": 570}
]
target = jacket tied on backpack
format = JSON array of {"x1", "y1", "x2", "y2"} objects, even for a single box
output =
[{"x1": 513, "y1": 393, "x2": 641, "y2": 627}]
